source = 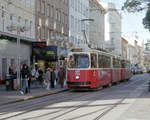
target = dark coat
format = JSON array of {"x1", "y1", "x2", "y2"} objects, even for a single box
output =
[
  {"x1": 21, "y1": 68, "x2": 30, "y2": 79},
  {"x1": 51, "y1": 71, "x2": 56, "y2": 82}
]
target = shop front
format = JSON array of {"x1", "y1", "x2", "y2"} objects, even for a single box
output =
[{"x1": 32, "y1": 42, "x2": 68, "y2": 71}]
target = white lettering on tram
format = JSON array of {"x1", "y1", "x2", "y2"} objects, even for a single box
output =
[{"x1": 75, "y1": 70, "x2": 80, "y2": 76}]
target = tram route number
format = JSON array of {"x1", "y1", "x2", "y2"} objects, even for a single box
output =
[{"x1": 75, "y1": 70, "x2": 80, "y2": 76}]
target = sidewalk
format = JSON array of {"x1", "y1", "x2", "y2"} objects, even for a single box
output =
[{"x1": 0, "y1": 84, "x2": 68, "y2": 106}]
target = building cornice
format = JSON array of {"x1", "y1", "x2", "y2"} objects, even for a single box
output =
[{"x1": 0, "y1": 31, "x2": 35, "y2": 44}]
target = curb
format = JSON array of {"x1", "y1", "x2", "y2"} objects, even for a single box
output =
[{"x1": 1, "y1": 88, "x2": 69, "y2": 106}]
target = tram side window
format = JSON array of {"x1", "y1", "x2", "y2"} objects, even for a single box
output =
[
  {"x1": 98, "y1": 55, "x2": 111, "y2": 68},
  {"x1": 103, "y1": 56, "x2": 111, "y2": 68},
  {"x1": 91, "y1": 54, "x2": 97, "y2": 68},
  {"x1": 98, "y1": 55, "x2": 103, "y2": 68},
  {"x1": 113, "y1": 58, "x2": 121, "y2": 68},
  {"x1": 121, "y1": 60, "x2": 126, "y2": 68}
]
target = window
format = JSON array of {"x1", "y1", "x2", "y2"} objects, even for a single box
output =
[
  {"x1": 71, "y1": 15, "x2": 74, "y2": 31},
  {"x1": 91, "y1": 54, "x2": 97, "y2": 68},
  {"x1": 75, "y1": 18, "x2": 77, "y2": 32},
  {"x1": 98, "y1": 55, "x2": 111, "y2": 68},
  {"x1": 10, "y1": 14, "x2": 14, "y2": 25},
  {"x1": 113, "y1": 57, "x2": 121, "y2": 68},
  {"x1": 51, "y1": 6, "x2": 54, "y2": 18},
  {"x1": 41, "y1": 1, "x2": 45, "y2": 14},
  {"x1": 68, "y1": 54, "x2": 89, "y2": 68},
  {"x1": 30, "y1": 21, "x2": 32, "y2": 37},
  {"x1": 37, "y1": 0, "x2": 41, "y2": 12},
  {"x1": 78, "y1": 0, "x2": 80, "y2": 12},
  {"x1": 61, "y1": 12, "x2": 64, "y2": 23},
  {"x1": 58, "y1": 11, "x2": 61, "y2": 22},
  {"x1": 41, "y1": 26, "x2": 45, "y2": 40},
  {"x1": 47, "y1": 4, "x2": 50, "y2": 17},
  {"x1": 75, "y1": 0, "x2": 77, "y2": 11},
  {"x1": 56, "y1": 9, "x2": 58, "y2": 20},
  {"x1": 71, "y1": 0, "x2": 74, "y2": 8}
]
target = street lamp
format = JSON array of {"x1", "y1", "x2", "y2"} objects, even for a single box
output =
[{"x1": 7, "y1": 25, "x2": 29, "y2": 90}]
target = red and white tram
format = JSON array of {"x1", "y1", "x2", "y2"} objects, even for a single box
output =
[{"x1": 67, "y1": 49, "x2": 131, "y2": 89}]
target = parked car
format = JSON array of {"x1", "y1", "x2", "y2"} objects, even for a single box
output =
[
  {"x1": 136, "y1": 64, "x2": 144, "y2": 74},
  {"x1": 142, "y1": 67, "x2": 147, "y2": 73},
  {"x1": 131, "y1": 64, "x2": 143, "y2": 74},
  {"x1": 131, "y1": 66, "x2": 137, "y2": 74}
]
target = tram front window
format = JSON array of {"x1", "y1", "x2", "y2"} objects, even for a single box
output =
[{"x1": 68, "y1": 54, "x2": 89, "y2": 68}]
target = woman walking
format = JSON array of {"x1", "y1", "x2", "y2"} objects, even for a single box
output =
[{"x1": 20, "y1": 64, "x2": 30, "y2": 94}]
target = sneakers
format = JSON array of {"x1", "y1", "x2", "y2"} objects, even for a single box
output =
[{"x1": 20, "y1": 91, "x2": 24, "y2": 95}]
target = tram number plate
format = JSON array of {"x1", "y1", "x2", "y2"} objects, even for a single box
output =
[{"x1": 75, "y1": 70, "x2": 80, "y2": 76}]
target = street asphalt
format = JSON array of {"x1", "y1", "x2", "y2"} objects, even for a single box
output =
[{"x1": 0, "y1": 73, "x2": 150, "y2": 120}]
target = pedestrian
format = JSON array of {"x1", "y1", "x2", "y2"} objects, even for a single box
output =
[
  {"x1": 27, "y1": 66, "x2": 31, "y2": 93},
  {"x1": 8, "y1": 64, "x2": 15, "y2": 75},
  {"x1": 8, "y1": 63, "x2": 16, "y2": 90},
  {"x1": 20, "y1": 64, "x2": 30, "y2": 94},
  {"x1": 44, "y1": 68, "x2": 51, "y2": 90},
  {"x1": 38, "y1": 68, "x2": 43, "y2": 87},
  {"x1": 54, "y1": 67, "x2": 58, "y2": 85},
  {"x1": 31, "y1": 66, "x2": 36, "y2": 78},
  {"x1": 51, "y1": 67, "x2": 56, "y2": 88},
  {"x1": 58, "y1": 67, "x2": 65, "y2": 88}
]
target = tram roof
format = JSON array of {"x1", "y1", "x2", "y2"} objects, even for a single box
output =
[{"x1": 69, "y1": 49, "x2": 120, "y2": 58}]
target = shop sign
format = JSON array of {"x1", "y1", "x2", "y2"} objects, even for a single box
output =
[
  {"x1": 58, "y1": 47, "x2": 67, "y2": 57},
  {"x1": 32, "y1": 42, "x2": 46, "y2": 47},
  {"x1": 46, "y1": 46, "x2": 57, "y2": 56}
]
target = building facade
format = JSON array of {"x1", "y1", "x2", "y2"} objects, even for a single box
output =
[
  {"x1": 69, "y1": 0, "x2": 89, "y2": 49},
  {"x1": 35, "y1": 0, "x2": 69, "y2": 43},
  {"x1": 89, "y1": 0, "x2": 106, "y2": 50},
  {"x1": 123, "y1": 36, "x2": 144, "y2": 65},
  {"x1": 121, "y1": 37, "x2": 128, "y2": 60},
  {"x1": 35, "y1": 0, "x2": 69, "y2": 69},
  {"x1": 0, "y1": 0, "x2": 35, "y2": 80},
  {"x1": 103, "y1": 2, "x2": 122, "y2": 56}
]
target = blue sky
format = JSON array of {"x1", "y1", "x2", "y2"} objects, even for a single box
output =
[{"x1": 102, "y1": 0, "x2": 150, "y2": 43}]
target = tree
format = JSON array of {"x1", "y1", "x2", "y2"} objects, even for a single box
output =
[{"x1": 122, "y1": 0, "x2": 150, "y2": 31}]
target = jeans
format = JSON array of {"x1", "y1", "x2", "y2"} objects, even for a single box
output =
[{"x1": 21, "y1": 78, "x2": 28, "y2": 93}]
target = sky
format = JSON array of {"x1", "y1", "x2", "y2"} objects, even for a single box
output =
[{"x1": 102, "y1": 0, "x2": 150, "y2": 44}]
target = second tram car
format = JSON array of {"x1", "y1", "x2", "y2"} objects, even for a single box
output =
[{"x1": 67, "y1": 49, "x2": 131, "y2": 89}]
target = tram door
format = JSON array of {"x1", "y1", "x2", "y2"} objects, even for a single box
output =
[{"x1": 91, "y1": 54, "x2": 98, "y2": 87}]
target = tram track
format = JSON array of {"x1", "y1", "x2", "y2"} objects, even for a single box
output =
[
  {"x1": 50, "y1": 75, "x2": 146, "y2": 120},
  {"x1": 0, "y1": 91, "x2": 99, "y2": 120},
  {"x1": 0, "y1": 74, "x2": 147, "y2": 120},
  {"x1": 93, "y1": 98, "x2": 125, "y2": 120}
]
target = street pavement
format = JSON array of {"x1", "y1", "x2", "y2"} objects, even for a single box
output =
[
  {"x1": 0, "y1": 73, "x2": 150, "y2": 120},
  {"x1": 0, "y1": 83, "x2": 68, "y2": 105}
]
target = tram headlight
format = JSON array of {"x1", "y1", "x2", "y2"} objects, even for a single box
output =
[{"x1": 75, "y1": 76, "x2": 80, "y2": 80}]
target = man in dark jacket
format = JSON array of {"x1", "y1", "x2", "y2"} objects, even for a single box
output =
[
  {"x1": 38, "y1": 68, "x2": 43, "y2": 86},
  {"x1": 20, "y1": 64, "x2": 30, "y2": 94},
  {"x1": 51, "y1": 67, "x2": 56, "y2": 88}
]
